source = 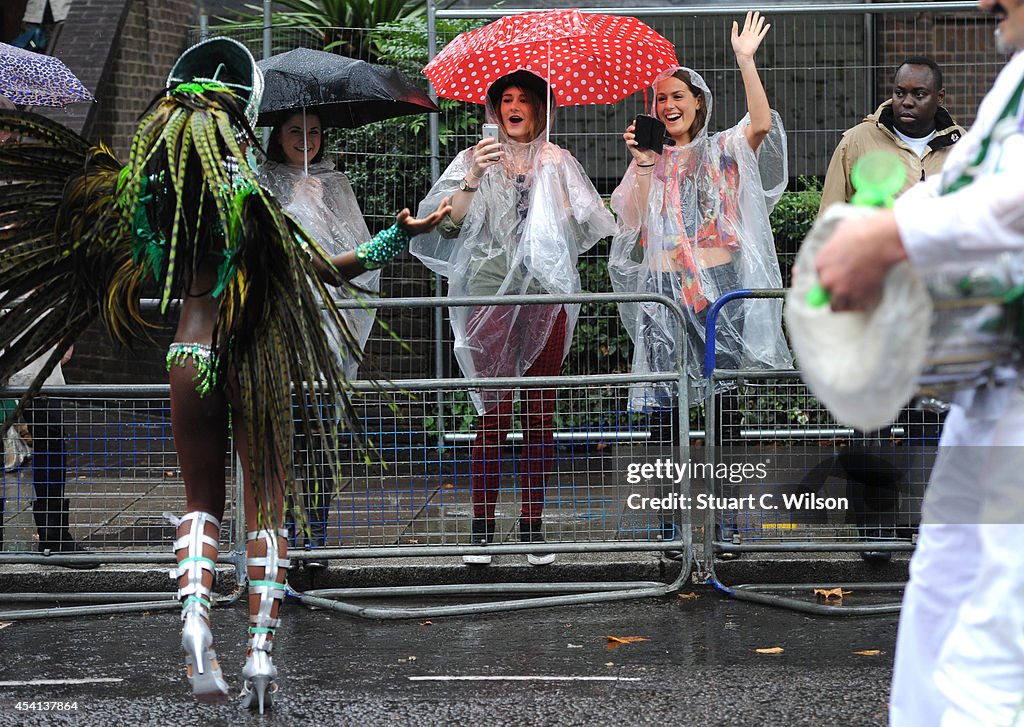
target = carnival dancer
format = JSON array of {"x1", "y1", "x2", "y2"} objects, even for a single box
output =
[
  {"x1": 0, "y1": 38, "x2": 449, "y2": 712},
  {"x1": 814, "y1": 1, "x2": 1024, "y2": 723},
  {"x1": 412, "y1": 70, "x2": 616, "y2": 566}
]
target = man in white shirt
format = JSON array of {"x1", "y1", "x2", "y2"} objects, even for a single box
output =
[
  {"x1": 818, "y1": 58, "x2": 965, "y2": 566},
  {"x1": 819, "y1": 57, "x2": 965, "y2": 213},
  {"x1": 815, "y1": 2, "x2": 1024, "y2": 724}
]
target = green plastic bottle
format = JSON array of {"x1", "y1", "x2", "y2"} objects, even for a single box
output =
[{"x1": 808, "y1": 151, "x2": 906, "y2": 307}]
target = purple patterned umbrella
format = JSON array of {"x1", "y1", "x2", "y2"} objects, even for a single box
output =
[{"x1": 0, "y1": 42, "x2": 94, "y2": 107}]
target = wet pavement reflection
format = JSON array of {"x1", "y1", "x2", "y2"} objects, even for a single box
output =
[{"x1": 0, "y1": 592, "x2": 897, "y2": 725}]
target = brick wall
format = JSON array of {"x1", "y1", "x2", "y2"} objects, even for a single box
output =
[
  {"x1": 52, "y1": 0, "x2": 198, "y2": 384},
  {"x1": 88, "y1": 0, "x2": 197, "y2": 157},
  {"x1": 874, "y1": 4, "x2": 1006, "y2": 128}
]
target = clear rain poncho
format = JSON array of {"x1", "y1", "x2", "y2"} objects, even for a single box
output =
[
  {"x1": 609, "y1": 66, "x2": 792, "y2": 409},
  {"x1": 259, "y1": 159, "x2": 380, "y2": 378},
  {"x1": 412, "y1": 88, "x2": 616, "y2": 414}
]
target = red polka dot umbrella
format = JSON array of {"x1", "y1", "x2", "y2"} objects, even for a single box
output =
[{"x1": 423, "y1": 9, "x2": 678, "y2": 106}]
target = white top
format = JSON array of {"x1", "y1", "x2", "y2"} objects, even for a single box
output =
[
  {"x1": 8, "y1": 350, "x2": 64, "y2": 388},
  {"x1": 23, "y1": 0, "x2": 72, "y2": 24},
  {"x1": 894, "y1": 50, "x2": 1024, "y2": 416},
  {"x1": 894, "y1": 128, "x2": 936, "y2": 159}
]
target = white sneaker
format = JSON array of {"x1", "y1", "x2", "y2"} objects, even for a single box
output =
[
  {"x1": 520, "y1": 519, "x2": 554, "y2": 566},
  {"x1": 462, "y1": 551, "x2": 492, "y2": 566},
  {"x1": 463, "y1": 519, "x2": 494, "y2": 566}
]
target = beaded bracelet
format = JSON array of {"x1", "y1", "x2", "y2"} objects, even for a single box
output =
[{"x1": 355, "y1": 223, "x2": 411, "y2": 270}]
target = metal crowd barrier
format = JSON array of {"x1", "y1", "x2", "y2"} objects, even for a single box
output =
[
  {"x1": 699, "y1": 289, "x2": 940, "y2": 615},
  {"x1": 0, "y1": 293, "x2": 694, "y2": 619}
]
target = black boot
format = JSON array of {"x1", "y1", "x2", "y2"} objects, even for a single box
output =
[
  {"x1": 463, "y1": 518, "x2": 495, "y2": 566},
  {"x1": 53, "y1": 499, "x2": 89, "y2": 552},
  {"x1": 520, "y1": 518, "x2": 554, "y2": 566},
  {"x1": 303, "y1": 488, "x2": 332, "y2": 571},
  {"x1": 38, "y1": 498, "x2": 95, "y2": 568}
]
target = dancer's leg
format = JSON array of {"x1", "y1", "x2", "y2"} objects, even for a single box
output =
[
  {"x1": 168, "y1": 348, "x2": 231, "y2": 703},
  {"x1": 230, "y1": 399, "x2": 289, "y2": 714}
]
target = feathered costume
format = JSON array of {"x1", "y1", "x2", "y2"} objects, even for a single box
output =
[{"x1": 0, "y1": 46, "x2": 364, "y2": 531}]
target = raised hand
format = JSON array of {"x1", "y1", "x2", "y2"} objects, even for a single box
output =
[
  {"x1": 397, "y1": 197, "x2": 453, "y2": 236},
  {"x1": 731, "y1": 10, "x2": 770, "y2": 64}
]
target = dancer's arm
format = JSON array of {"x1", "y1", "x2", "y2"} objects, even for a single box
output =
[{"x1": 315, "y1": 197, "x2": 453, "y2": 282}]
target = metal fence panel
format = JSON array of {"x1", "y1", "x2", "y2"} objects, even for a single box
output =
[
  {"x1": 1, "y1": 394, "x2": 236, "y2": 553},
  {"x1": 2, "y1": 294, "x2": 691, "y2": 565}
]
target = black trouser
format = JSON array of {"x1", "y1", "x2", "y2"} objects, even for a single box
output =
[
  {"x1": 842, "y1": 407, "x2": 945, "y2": 541},
  {"x1": 287, "y1": 394, "x2": 337, "y2": 547},
  {"x1": 23, "y1": 398, "x2": 73, "y2": 550},
  {"x1": 649, "y1": 263, "x2": 745, "y2": 447}
]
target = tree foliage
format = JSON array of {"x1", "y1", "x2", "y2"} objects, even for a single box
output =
[{"x1": 210, "y1": 0, "x2": 427, "y2": 59}]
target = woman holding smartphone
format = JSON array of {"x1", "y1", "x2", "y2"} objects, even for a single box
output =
[
  {"x1": 412, "y1": 69, "x2": 615, "y2": 566},
  {"x1": 609, "y1": 11, "x2": 791, "y2": 447}
]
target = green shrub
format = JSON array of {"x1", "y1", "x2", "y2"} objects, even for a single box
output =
[{"x1": 769, "y1": 176, "x2": 822, "y2": 285}]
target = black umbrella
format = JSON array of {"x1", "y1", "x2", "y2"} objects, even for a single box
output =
[{"x1": 256, "y1": 48, "x2": 439, "y2": 128}]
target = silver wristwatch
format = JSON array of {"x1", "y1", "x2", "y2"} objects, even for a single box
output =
[{"x1": 459, "y1": 178, "x2": 478, "y2": 192}]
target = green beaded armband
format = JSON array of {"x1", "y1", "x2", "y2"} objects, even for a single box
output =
[{"x1": 355, "y1": 223, "x2": 411, "y2": 271}]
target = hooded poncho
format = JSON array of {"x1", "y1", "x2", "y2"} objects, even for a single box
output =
[
  {"x1": 259, "y1": 159, "x2": 380, "y2": 377},
  {"x1": 412, "y1": 79, "x2": 616, "y2": 413},
  {"x1": 609, "y1": 66, "x2": 792, "y2": 409}
]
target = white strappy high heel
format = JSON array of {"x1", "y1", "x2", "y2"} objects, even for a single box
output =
[
  {"x1": 169, "y1": 511, "x2": 230, "y2": 703},
  {"x1": 239, "y1": 527, "x2": 289, "y2": 714}
]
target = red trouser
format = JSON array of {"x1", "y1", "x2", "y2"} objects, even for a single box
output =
[{"x1": 471, "y1": 307, "x2": 567, "y2": 522}]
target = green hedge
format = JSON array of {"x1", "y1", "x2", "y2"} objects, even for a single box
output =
[{"x1": 770, "y1": 177, "x2": 823, "y2": 285}]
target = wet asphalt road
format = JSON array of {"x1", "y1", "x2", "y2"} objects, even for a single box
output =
[{"x1": 0, "y1": 592, "x2": 897, "y2": 726}]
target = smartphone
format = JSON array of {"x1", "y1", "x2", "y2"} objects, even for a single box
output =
[
  {"x1": 633, "y1": 114, "x2": 673, "y2": 154},
  {"x1": 482, "y1": 123, "x2": 499, "y2": 141}
]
